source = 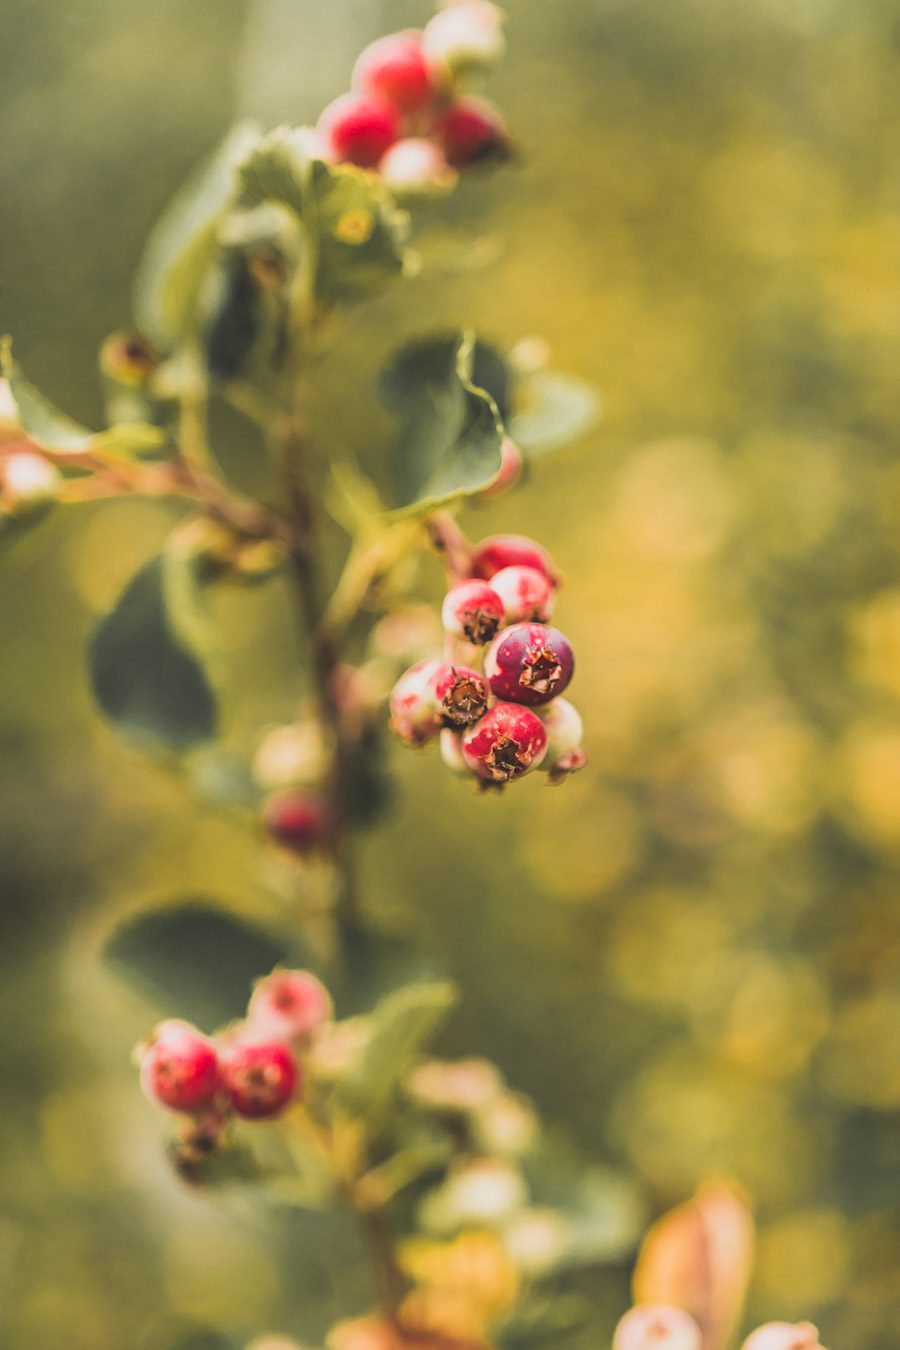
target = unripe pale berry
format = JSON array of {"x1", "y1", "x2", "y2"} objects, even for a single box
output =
[
  {"x1": 479, "y1": 437, "x2": 523, "y2": 500},
  {"x1": 434, "y1": 663, "x2": 488, "y2": 727},
  {"x1": 461, "y1": 701, "x2": 548, "y2": 781},
  {"x1": 1, "y1": 451, "x2": 60, "y2": 512},
  {"x1": 613, "y1": 1306, "x2": 703, "y2": 1350},
  {"x1": 741, "y1": 1324, "x2": 825, "y2": 1350},
  {"x1": 316, "y1": 93, "x2": 399, "y2": 169},
  {"x1": 219, "y1": 1039, "x2": 300, "y2": 1119},
  {"x1": 139, "y1": 1020, "x2": 221, "y2": 1113},
  {"x1": 422, "y1": 3, "x2": 506, "y2": 79},
  {"x1": 490, "y1": 564, "x2": 555, "y2": 623},
  {"x1": 247, "y1": 969, "x2": 333, "y2": 1043},
  {"x1": 437, "y1": 97, "x2": 509, "y2": 167},
  {"x1": 470, "y1": 534, "x2": 557, "y2": 584},
  {"x1": 537, "y1": 697, "x2": 586, "y2": 781},
  {"x1": 389, "y1": 657, "x2": 444, "y2": 746},
  {"x1": 441, "y1": 579, "x2": 505, "y2": 644},
  {"x1": 439, "y1": 727, "x2": 471, "y2": 777},
  {"x1": 379, "y1": 138, "x2": 456, "y2": 197},
  {"x1": 484, "y1": 623, "x2": 574, "y2": 707},
  {"x1": 352, "y1": 32, "x2": 435, "y2": 112},
  {"x1": 263, "y1": 790, "x2": 330, "y2": 856}
]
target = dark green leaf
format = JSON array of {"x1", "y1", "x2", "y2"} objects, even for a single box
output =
[
  {"x1": 510, "y1": 371, "x2": 601, "y2": 458},
  {"x1": 88, "y1": 551, "x2": 216, "y2": 749},
  {"x1": 330, "y1": 922, "x2": 439, "y2": 1016},
  {"x1": 380, "y1": 333, "x2": 513, "y2": 423},
  {"x1": 103, "y1": 898, "x2": 299, "y2": 1027}
]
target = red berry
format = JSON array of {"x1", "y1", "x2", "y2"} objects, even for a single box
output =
[
  {"x1": 537, "y1": 697, "x2": 587, "y2": 782},
  {"x1": 479, "y1": 437, "x2": 523, "y2": 500},
  {"x1": 434, "y1": 663, "x2": 488, "y2": 727},
  {"x1": 263, "y1": 790, "x2": 330, "y2": 856},
  {"x1": 441, "y1": 579, "x2": 505, "y2": 644},
  {"x1": 352, "y1": 32, "x2": 435, "y2": 113},
  {"x1": 316, "y1": 93, "x2": 399, "y2": 168},
  {"x1": 390, "y1": 657, "x2": 444, "y2": 746},
  {"x1": 220, "y1": 1039, "x2": 300, "y2": 1119},
  {"x1": 461, "y1": 702, "x2": 548, "y2": 782},
  {"x1": 470, "y1": 534, "x2": 557, "y2": 584},
  {"x1": 437, "y1": 97, "x2": 508, "y2": 167},
  {"x1": 139, "y1": 1020, "x2": 221, "y2": 1114},
  {"x1": 247, "y1": 970, "x2": 333, "y2": 1043},
  {"x1": 484, "y1": 623, "x2": 574, "y2": 706},
  {"x1": 490, "y1": 564, "x2": 555, "y2": 623}
]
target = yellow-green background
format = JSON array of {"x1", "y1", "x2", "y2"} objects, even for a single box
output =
[{"x1": 2, "y1": 0, "x2": 899, "y2": 1346}]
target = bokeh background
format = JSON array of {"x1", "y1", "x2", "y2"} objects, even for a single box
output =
[{"x1": 2, "y1": 0, "x2": 900, "y2": 1346}]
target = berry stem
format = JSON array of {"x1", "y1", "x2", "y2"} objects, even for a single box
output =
[{"x1": 428, "y1": 509, "x2": 472, "y2": 583}]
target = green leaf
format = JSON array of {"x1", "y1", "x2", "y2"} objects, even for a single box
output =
[
  {"x1": 380, "y1": 333, "x2": 505, "y2": 518},
  {"x1": 335, "y1": 981, "x2": 458, "y2": 1131},
  {"x1": 523, "y1": 1133, "x2": 646, "y2": 1269},
  {"x1": 2, "y1": 340, "x2": 165, "y2": 458},
  {"x1": 380, "y1": 332, "x2": 513, "y2": 423},
  {"x1": 88, "y1": 548, "x2": 217, "y2": 750},
  {"x1": 494, "y1": 1294, "x2": 590, "y2": 1349},
  {"x1": 509, "y1": 370, "x2": 601, "y2": 458},
  {"x1": 329, "y1": 922, "x2": 439, "y2": 1016},
  {"x1": 134, "y1": 122, "x2": 263, "y2": 347},
  {"x1": 103, "y1": 898, "x2": 298, "y2": 1027}
]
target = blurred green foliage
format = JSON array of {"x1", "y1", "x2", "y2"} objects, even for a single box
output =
[{"x1": 2, "y1": 1, "x2": 900, "y2": 1348}]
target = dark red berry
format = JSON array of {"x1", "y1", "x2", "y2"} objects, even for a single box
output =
[
  {"x1": 139, "y1": 1020, "x2": 221, "y2": 1113},
  {"x1": 316, "y1": 94, "x2": 400, "y2": 168},
  {"x1": 434, "y1": 663, "x2": 488, "y2": 727},
  {"x1": 469, "y1": 534, "x2": 557, "y2": 584},
  {"x1": 263, "y1": 791, "x2": 330, "y2": 856},
  {"x1": 441, "y1": 579, "x2": 505, "y2": 644},
  {"x1": 247, "y1": 970, "x2": 332, "y2": 1043},
  {"x1": 461, "y1": 702, "x2": 548, "y2": 782},
  {"x1": 352, "y1": 32, "x2": 436, "y2": 113},
  {"x1": 437, "y1": 97, "x2": 509, "y2": 167},
  {"x1": 484, "y1": 623, "x2": 574, "y2": 706},
  {"x1": 219, "y1": 1039, "x2": 300, "y2": 1119}
]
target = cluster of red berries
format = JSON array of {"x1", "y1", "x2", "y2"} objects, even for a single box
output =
[
  {"x1": 137, "y1": 970, "x2": 331, "y2": 1143},
  {"x1": 390, "y1": 533, "x2": 587, "y2": 785},
  {"x1": 315, "y1": 3, "x2": 508, "y2": 194}
]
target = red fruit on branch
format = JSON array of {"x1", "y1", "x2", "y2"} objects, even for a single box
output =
[
  {"x1": 441, "y1": 579, "x2": 505, "y2": 644},
  {"x1": 490, "y1": 564, "x2": 555, "y2": 623},
  {"x1": 484, "y1": 623, "x2": 574, "y2": 706},
  {"x1": 263, "y1": 790, "x2": 330, "y2": 856},
  {"x1": 390, "y1": 657, "x2": 444, "y2": 746},
  {"x1": 469, "y1": 534, "x2": 557, "y2": 584},
  {"x1": 461, "y1": 701, "x2": 548, "y2": 782},
  {"x1": 437, "y1": 97, "x2": 509, "y2": 166},
  {"x1": 220, "y1": 1039, "x2": 300, "y2": 1119},
  {"x1": 247, "y1": 970, "x2": 333, "y2": 1044},
  {"x1": 352, "y1": 32, "x2": 436, "y2": 113},
  {"x1": 434, "y1": 663, "x2": 488, "y2": 727},
  {"x1": 139, "y1": 1020, "x2": 221, "y2": 1113},
  {"x1": 316, "y1": 93, "x2": 400, "y2": 168}
]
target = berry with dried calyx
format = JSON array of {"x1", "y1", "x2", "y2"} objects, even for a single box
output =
[
  {"x1": 537, "y1": 697, "x2": 586, "y2": 782},
  {"x1": 484, "y1": 623, "x2": 574, "y2": 707},
  {"x1": 379, "y1": 138, "x2": 457, "y2": 197},
  {"x1": 441, "y1": 578, "x2": 504, "y2": 644},
  {"x1": 469, "y1": 534, "x2": 557, "y2": 584},
  {"x1": 434, "y1": 663, "x2": 488, "y2": 727},
  {"x1": 352, "y1": 32, "x2": 435, "y2": 113},
  {"x1": 389, "y1": 657, "x2": 444, "y2": 746},
  {"x1": 438, "y1": 97, "x2": 509, "y2": 167},
  {"x1": 138, "y1": 1020, "x2": 221, "y2": 1114},
  {"x1": 263, "y1": 790, "x2": 330, "y2": 856},
  {"x1": 220, "y1": 1039, "x2": 300, "y2": 1119},
  {"x1": 316, "y1": 93, "x2": 400, "y2": 168},
  {"x1": 490, "y1": 564, "x2": 555, "y2": 623},
  {"x1": 479, "y1": 436, "x2": 523, "y2": 500},
  {"x1": 247, "y1": 970, "x2": 333, "y2": 1044},
  {"x1": 613, "y1": 1306, "x2": 703, "y2": 1350},
  {"x1": 461, "y1": 701, "x2": 548, "y2": 782}
]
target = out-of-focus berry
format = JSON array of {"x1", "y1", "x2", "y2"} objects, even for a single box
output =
[
  {"x1": 247, "y1": 969, "x2": 333, "y2": 1044},
  {"x1": 390, "y1": 657, "x2": 444, "y2": 746},
  {"x1": 469, "y1": 534, "x2": 557, "y2": 584},
  {"x1": 219, "y1": 1039, "x2": 300, "y2": 1119},
  {"x1": 1, "y1": 451, "x2": 60, "y2": 513},
  {"x1": 138, "y1": 1020, "x2": 221, "y2": 1113},
  {"x1": 537, "y1": 697, "x2": 586, "y2": 781},
  {"x1": 352, "y1": 32, "x2": 436, "y2": 112},
  {"x1": 741, "y1": 1324, "x2": 826, "y2": 1350},
  {"x1": 380, "y1": 138, "x2": 457, "y2": 197},
  {"x1": 263, "y1": 790, "x2": 330, "y2": 856},
  {"x1": 613, "y1": 1306, "x2": 703, "y2": 1350},
  {"x1": 437, "y1": 97, "x2": 509, "y2": 167},
  {"x1": 316, "y1": 93, "x2": 399, "y2": 168},
  {"x1": 423, "y1": 3, "x2": 506, "y2": 80}
]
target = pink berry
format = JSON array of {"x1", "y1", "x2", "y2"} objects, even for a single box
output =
[
  {"x1": 437, "y1": 97, "x2": 509, "y2": 167},
  {"x1": 316, "y1": 93, "x2": 399, "y2": 168},
  {"x1": 220, "y1": 1039, "x2": 300, "y2": 1119},
  {"x1": 389, "y1": 657, "x2": 444, "y2": 746},
  {"x1": 352, "y1": 32, "x2": 435, "y2": 113},
  {"x1": 470, "y1": 534, "x2": 557, "y2": 584},
  {"x1": 613, "y1": 1307, "x2": 703, "y2": 1350},
  {"x1": 139, "y1": 1020, "x2": 221, "y2": 1114},
  {"x1": 433, "y1": 663, "x2": 488, "y2": 727},
  {"x1": 422, "y1": 3, "x2": 506, "y2": 77},
  {"x1": 379, "y1": 138, "x2": 456, "y2": 196},
  {"x1": 439, "y1": 728, "x2": 471, "y2": 777},
  {"x1": 441, "y1": 579, "x2": 505, "y2": 644},
  {"x1": 479, "y1": 437, "x2": 523, "y2": 500},
  {"x1": 537, "y1": 697, "x2": 586, "y2": 781},
  {"x1": 263, "y1": 790, "x2": 330, "y2": 856},
  {"x1": 484, "y1": 623, "x2": 574, "y2": 706},
  {"x1": 490, "y1": 564, "x2": 555, "y2": 623},
  {"x1": 247, "y1": 970, "x2": 333, "y2": 1043},
  {"x1": 461, "y1": 702, "x2": 548, "y2": 781},
  {"x1": 741, "y1": 1324, "x2": 825, "y2": 1350}
]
